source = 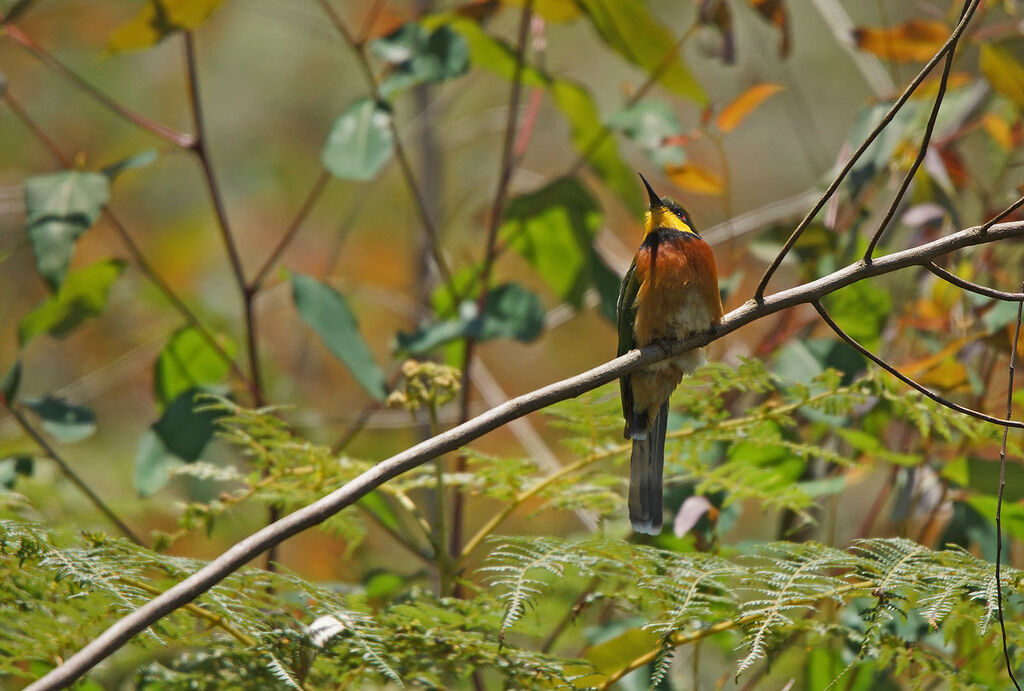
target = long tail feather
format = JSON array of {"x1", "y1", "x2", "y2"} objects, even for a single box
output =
[{"x1": 628, "y1": 402, "x2": 668, "y2": 535}]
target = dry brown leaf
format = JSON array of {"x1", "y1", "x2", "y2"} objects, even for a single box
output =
[
  {"x1": 852, "y1": 19, "x2": 948, "y2": 63},
  {"x1": 665, "y1": 163, "x2": 724, "y2": 196},
  {"x1": 715, "y1": 83, "x2": 784, "y2": 133}
]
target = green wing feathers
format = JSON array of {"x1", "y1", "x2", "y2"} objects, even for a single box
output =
[{"x1": 617, "y1": 259, "x2": 640, "y2": 439}]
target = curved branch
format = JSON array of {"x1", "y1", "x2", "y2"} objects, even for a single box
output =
[
  {"x1": 27, "y1": 218, "x2": 1024, "y2": 690},
  {"x1": 753, "y1": 0, "x2": 980, "y2": 300},
  {"x1": 926, "y1": 263, "x2": 1024, "y2": 302},
  {"x1": 863, "y1": 0, "x2": 964, "y2": 260},
  {"x1": 812, "y1": 301, "x2": 1023, "y2": 428}
]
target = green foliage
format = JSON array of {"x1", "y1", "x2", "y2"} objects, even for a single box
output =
[
  {"x1": 154, "y1": 326, "x2": 236, "y2": 408},
  {"x1": 321, "y1": 99, "x2": 395, "y2": 181},
  {"x1": 18, "y1": 259, "x2": 126, "y2": 346},
  {"x1": 501, "y1": 177, "x2": 606, "y2": 310},
  {"x1": 373, "y1": 22, "x2": 470, "y2": 97},
  {"x1": 289, "y1": 272, "x2": 389, "y2": 401},
  {"x1": 396, "y1": 282, "x2": 544, "y2": 355},
  {"x1": 23, "y1": 170, "x2": 110, "y2": 291},
  {"x1": 134, "y1": 390, "x2": 226, "y2": 496}
]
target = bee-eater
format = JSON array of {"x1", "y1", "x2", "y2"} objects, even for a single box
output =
[{"x1": 617, "y1": 175, "x2": 723, "y2": 535}]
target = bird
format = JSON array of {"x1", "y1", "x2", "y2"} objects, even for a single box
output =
[{"x1": 617, "y1": 174, "x2": 724, "y2": 535}]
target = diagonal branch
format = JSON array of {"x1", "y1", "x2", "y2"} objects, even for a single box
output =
[
  {"x1": 863, "y1": 0, "x2": 966, "y2": 260},
  {"x1": 2, "y1": 24, "x2": 195, "y2": 148},
  {"x1": 26, "y1": 217, "x2": 1024, "y2": 690},
  {"x1": 753, "y1": 0, "x2": 981, "y2": 301},
  {"x1": 812, "y1": 300, "x2": 1022, "y2": 428}
]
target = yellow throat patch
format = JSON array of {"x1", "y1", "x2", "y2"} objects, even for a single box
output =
[{"x1": 644, "y1": 207, "x2": 698, "y2": 238}]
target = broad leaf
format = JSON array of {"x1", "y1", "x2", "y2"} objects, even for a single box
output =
[
  {"x1": 396, "y1": 282, "x2": 544, "y2": 354},
  {"x1": 576, "y1": 0, "x2": 706, "y2": 104},
  {"x1": 715, "y1": 84, "x2": 783, "y2": 133},
  {"x1": 500, "y1": 177, "x2": 603, "y2": 308},
  {"x1": 135, "y1": 388, "x2": 224, "y2": 496},
  {"x1": 550, "y1": 80, "x2": 642, "y2": 215},
  {"x1": 18, "y1": 259, "x2": 126, "y2": 346},
  {"x1": 22, "y1": 396, "x2": 96, "y2": 443},
  {"x1": 24, "y1": 171, "x2": 110, "y2": 291},
  {"x1": 373, "y1": 22, "x2": 470, "y2": 96},
  {"x1": 154, "y1": 326, "x2": 236, "y2": 408},
  {"x1": 321, "y1": 99, "x2": 395, "y2": 181},
  {"x1": 290, "y1": 272, "x2": 388, "y2": 401},
  {"x1": 431, "y1": 14, "x2": 641, "y2": 214},
  {"x1": 851, "y1": 19, "x2": 948, "y2": 63},
  {"x1": 606, "y1": 100, "x2": 684, "y2": 166},
  {"x1": 108, "y1": 0, "x2": 226, "y2": 53}
]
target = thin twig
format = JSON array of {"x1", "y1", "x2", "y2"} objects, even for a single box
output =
[
  {"x1": 863, "y1": 0, "x2": 964, "y2": 260},
  {"x1": 813, "y1": 300, "x2": 1024, "y2": 428},
  {"x1": 316, "y1": 0, "x2": 457, "y2": 295},
  {"x1": 2, "y1": 24, "x2": 195, "y2": 148},
  {"x1": 995, "y1": 280, "x2": 1023, "y2": 691},
  {"x1": 27, "y1": 217, "x2": 1024, "y2": 690},
  {"x1": 250, "y1": 170, "x2": 331, "y2": 291},
  {"x1": 451, "y1": 0, "x2": 534, "y2": 569},
  {"x1": 926, "y1": 262, "x2": 1024, "y2": 302},
  {"x1": 4, "y1": 90, "x2": 249, "y2": 386},
  {"x1": 754, "y1": 0, "x2": 981, "y2": 300},
  {"x1": 6, "y1": 404, "x2": 143, "y2": 545}
]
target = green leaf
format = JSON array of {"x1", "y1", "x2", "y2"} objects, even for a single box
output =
[
  {"x1": 823, "y1": 280, "x2": 892, "y2": 350},
  {"x1": 606, "y1": 99, "x2": 685, "y2": 165},
  {"x1": 321, "y1": 99, "x2": 395, "y2": 181},
  {"x1": 18, "y1": 259, "x2": 126, "y2": 346},
  {"x1": 550, "y1": 80, "x2": 643, "y2": 215},
  {"x1": 107, "y1": 0, "x2": 226, "y2": 53},
  {"x1": 135, "y1": 428, "x2": 180, "y2": 497},
  {"x1": 0, "y1": 360, "x2": 21, "y2": 403},
  {"x1": 397, "y1": 282, "x2": 544, "y2": 354},
  {"x1": 102, "y1": 149, "x2": 158, "y2": 181},
  {"x1": 373, "y1": 22, "x2": 470, "y2": 97},
  {"x1": 501, "y1": 177, "x2": 604, "y2": 308},
  {"x1": 23, "y1": 171, "x2": 110, "y2": 291},
  {"x1": 22, "y1": 396, "x2": 96, "y2": 443},
  {"x1": 290, "y1": 272, "x2": 388, "y2": 401},
  {"x1": 154, "y1": 326, "x2": 236, "y2": 408},
  {"x1": 135, "y1": 389, "x2": 224, "y2": 496},
  {"x1": 0, "y1": 456, "x2": 33, "y2": 489},
  {"x1": 429, "y1": 14, "x2": 641, "y2": 214},
  {"x1": 576, "y1": 0, "x2": 706, "y2": 104}
]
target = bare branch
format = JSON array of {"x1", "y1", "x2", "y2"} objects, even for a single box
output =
[
  {"x1": 5, "y1": 404, "x2": 143, "y2": 545},
  {"x1": 996, "y1": 280, "x2": 1024, "y2": 690},
  {"x1": 3, "y1": 24, "x2": 195, "y2": 148},
  {"x1": 812, "y1": 301, "x2": 1024, "y2": 428},
  {"x1": 753, "y1": 0, "x2": 981, "y2": 301},
  {"x1": 863, "y1": 0, "x2": 965, "y2": 260},
  {"x1": 26, "y1": 217, "x2": 1024, "y2": 690},
  {"x1": 926, "y1": 263, "x2": 1024, "y2": 302}
]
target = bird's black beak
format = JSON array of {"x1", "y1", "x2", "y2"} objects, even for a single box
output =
[{"x1": 639, "y1": 173, "x2": 662, "y2": 209}]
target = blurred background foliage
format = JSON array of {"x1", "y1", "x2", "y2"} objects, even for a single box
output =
[{"x1": 2, "y1": 0, "x2": 1024, "y2": 688}]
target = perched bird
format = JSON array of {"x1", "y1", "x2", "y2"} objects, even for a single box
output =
[{"x1": 617, "y1": 175, "x2": 724, "y2": 535}]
